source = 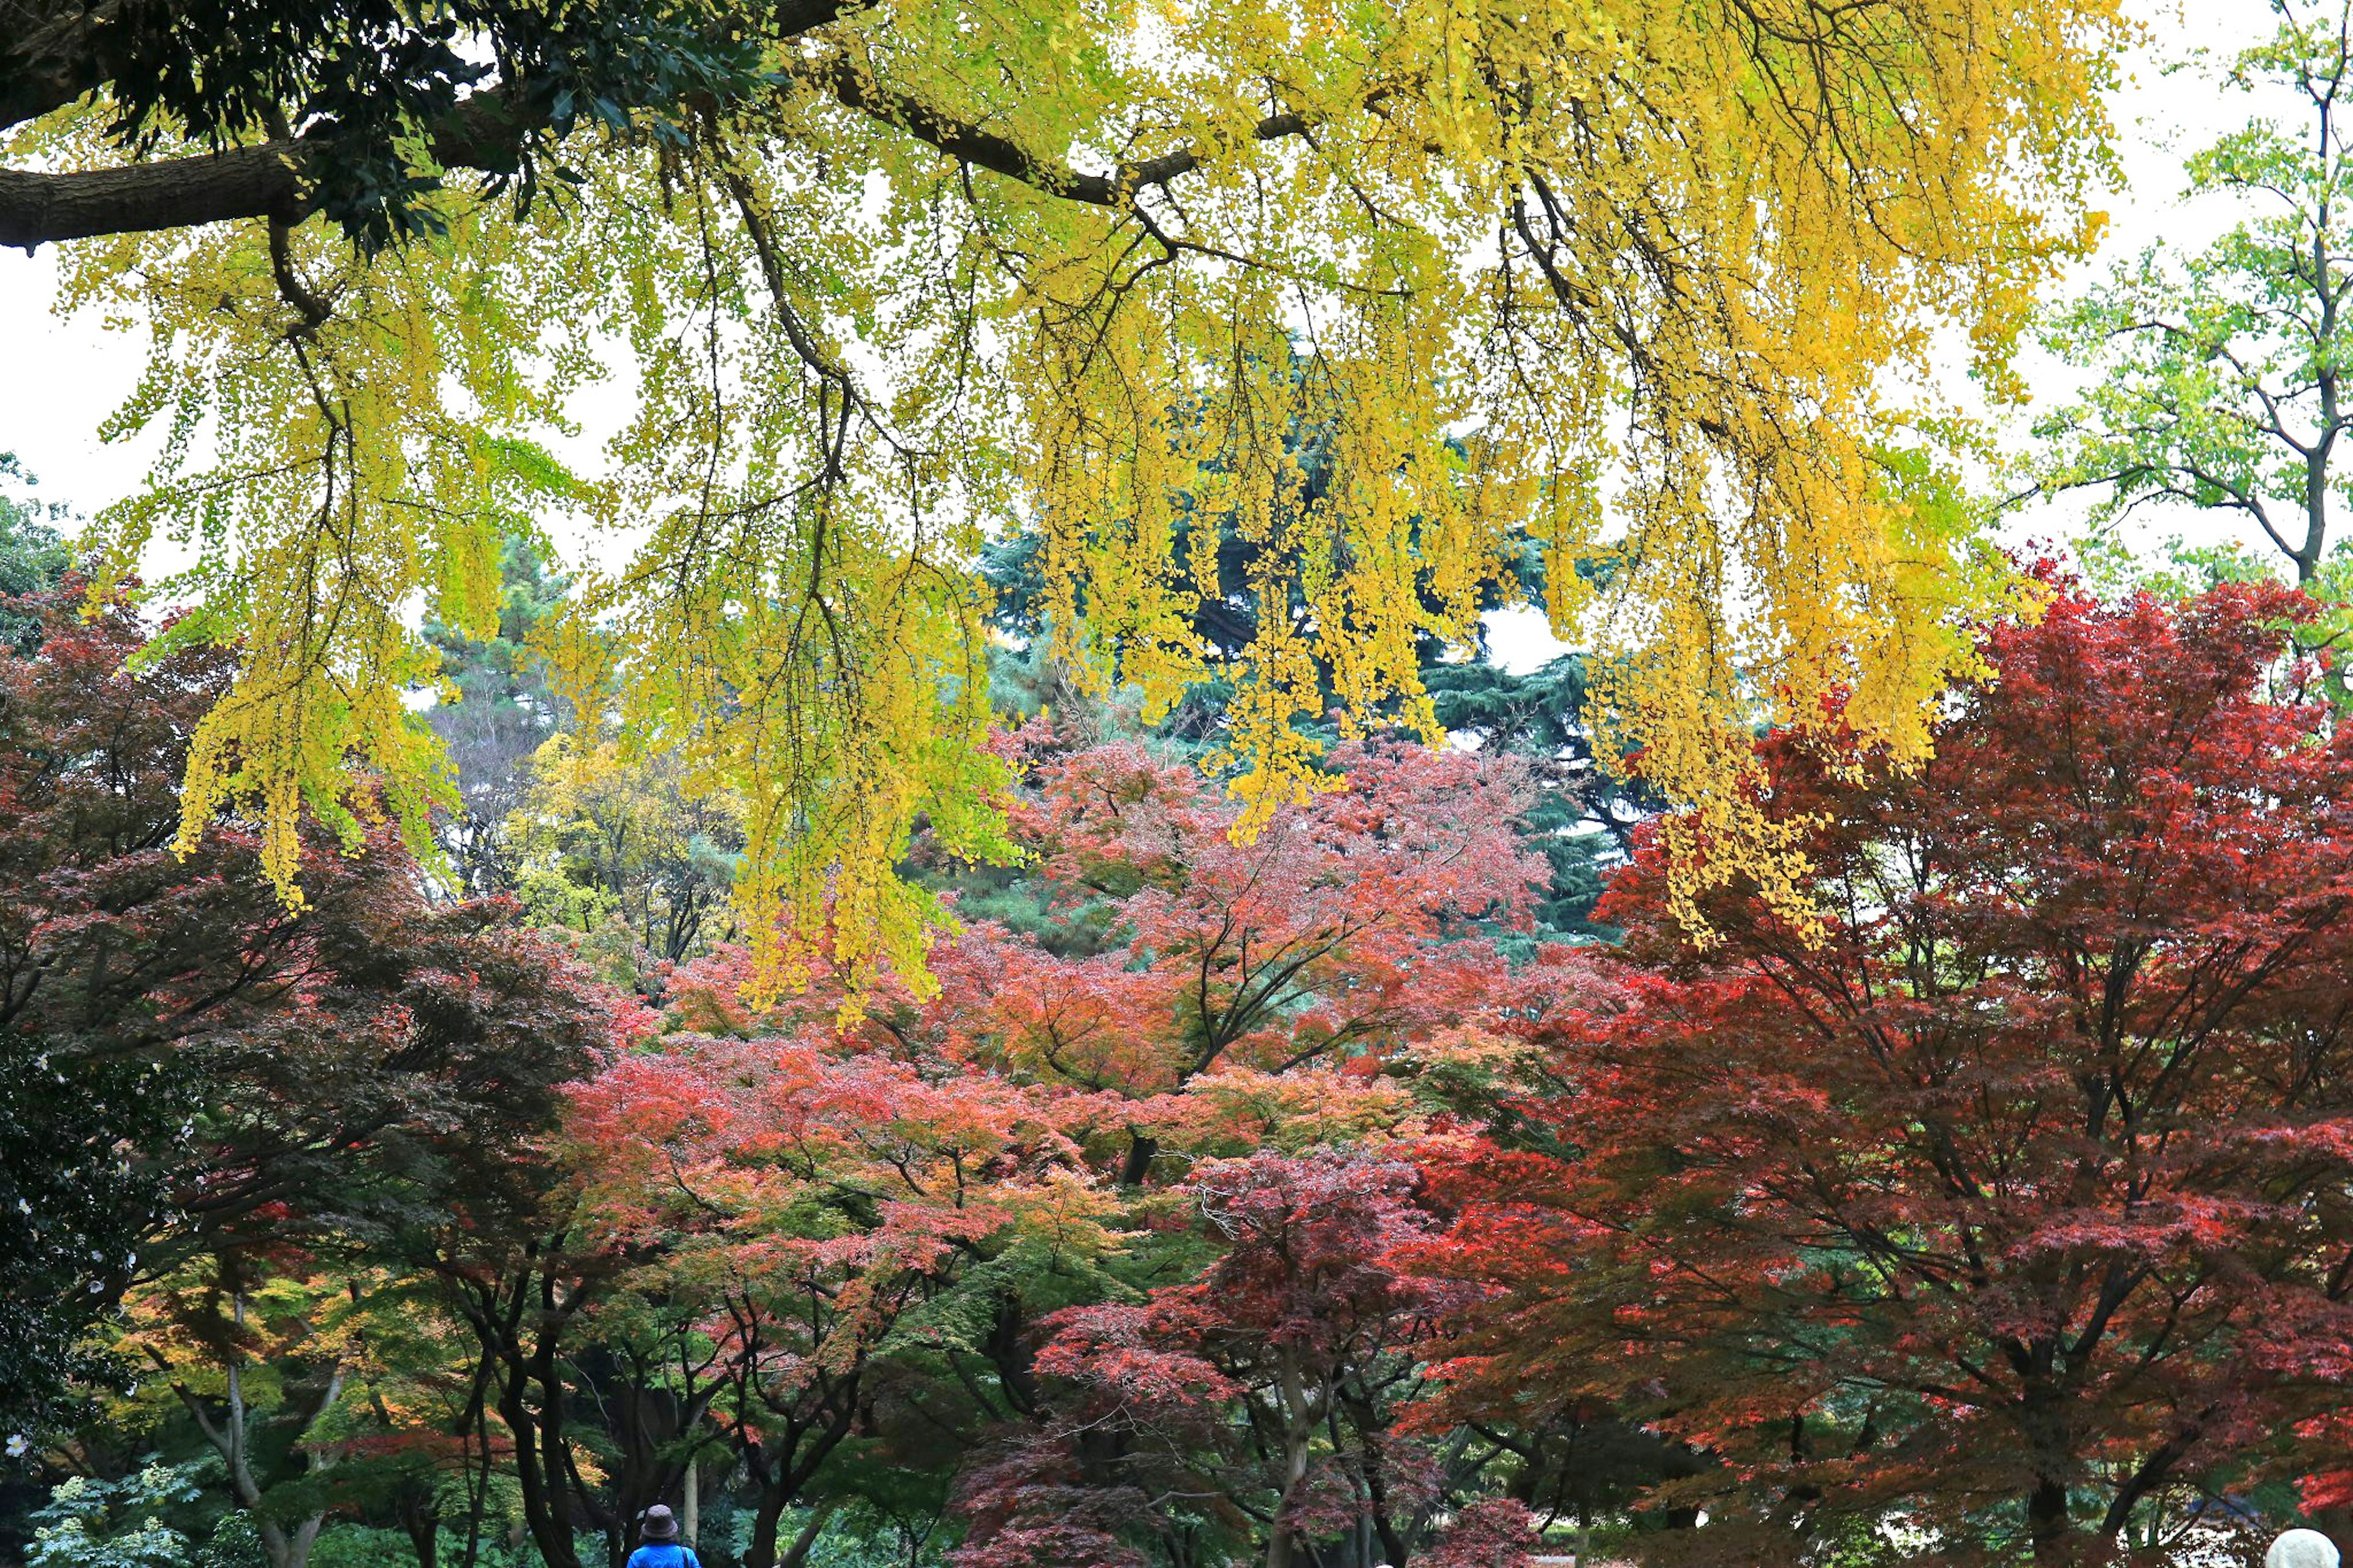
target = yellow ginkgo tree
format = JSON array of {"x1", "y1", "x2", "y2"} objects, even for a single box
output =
[{"x1": 1, "y1": 0, "x2": 2120, "y2": 991}]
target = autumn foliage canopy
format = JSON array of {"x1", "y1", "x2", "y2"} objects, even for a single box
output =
[
  {"x1": 21, "y1": 575, "x2": 2353, "y2": 1567},
  {"x1": 1431, "y1": 580, "x2": 2353, "y2": 1561}
]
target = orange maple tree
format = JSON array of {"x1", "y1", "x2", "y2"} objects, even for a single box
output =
[{"x1": 556, "y1": 735, "x2": 1558, "y2": 1566}]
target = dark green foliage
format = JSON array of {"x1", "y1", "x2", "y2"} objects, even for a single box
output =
[
  {"x1": 1511, "y1": 789, "x2": 1610, "y2": 939},
  {"x1": 0, "y1": 454, "x2": 72, "y2": 650},
  {"x1": 1422, "y1": 653, "x2": 1589, "y2": 757},
  {"x1": 94, "y1": 0, "x2": 773, "y2": 249}
]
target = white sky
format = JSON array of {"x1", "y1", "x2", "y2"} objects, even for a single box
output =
[{"x1": 0, "y1": 0, "x2": 2279, "y2": 674}]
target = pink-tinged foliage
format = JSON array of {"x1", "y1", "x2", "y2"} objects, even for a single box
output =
[
  {"x1": 964, "y1": 1150, "x2": 1470, "y2": 1564},
  {"x1": 561, "y1": 738, "x2": 1572, "y2": 1564},
  {"x1": 946, "y1": 1521, "x2": 1149, "y2": 1568},
  {"x1": 608, "y1": 736, "x2": 1555, "y2": 1189},
  {"x1": 1420, "y1": 1498, "x2": 1544, "y2": 1567},
  {"x1": 562, "y1": 1009, "x2": 1135, "y2": 1567},
  {"x1": 969, "y1": 740, "x2": 1544, "y2": 1110},
  {"x1": 565, "y1": 1023, "x2": 1114, "y2": 1368},
  {"x1": 1430, "y1": 581, "x2": 2353, "y2": 1559},
  {"x1": 946, "y1": 1442, "x2": 1154, "y2": 1568},
  {"x1": 1033, "y1": 1305, "x2": 1238, "y2": 1411}
]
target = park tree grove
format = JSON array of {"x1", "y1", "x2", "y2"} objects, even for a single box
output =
[{"x1": 28, "y1": 2, "x2": 2353, "y2": 1565}]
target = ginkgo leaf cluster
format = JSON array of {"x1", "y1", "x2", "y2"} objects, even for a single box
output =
[{"x1": 10, "y1": 0, "x2": 2121, "y2": 993}]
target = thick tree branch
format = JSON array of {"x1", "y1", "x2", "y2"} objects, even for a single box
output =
[
  {"x1": 801, "y1": 54, "x2": 1309, "y2": 206},
  {"x1": 0, "y1": 0, "x2": 852, "y2": 249},
  {"x1": 1, "y1": 141, "x2": 298, "y2": 248},
  {"x1": 1, "y1": 0, "x2": 1320, "y2": 252},
  {"x1": 0, "y1": 82, "x2": 548, "y2": 250}
]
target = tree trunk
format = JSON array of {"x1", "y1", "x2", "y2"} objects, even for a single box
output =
[
  {"x1": 1265, "y1": 1349, "x2": 1316, "y2": 1568},
  {"x1": 2315, "y1": 1504, "x2": 2353, "y2": 1562},
  {"x1": 2026, "y1": 1475, "x2": 2071, "y2": 1562},
  {"x1": 748, "y1": 1488, "x2": 789, "y2": 1568},
  {"x1": 983, "y1": 1295, "x2": 1043, "y2": 1417},
  {"x1": 280, "y1": 1515, "x2": 332, "y2": 1568},
  {"x1": 400, "y1": 1485, "x2": 441, "y2": 1568},
  {"x1": 745, "y1": 1488, "x2": 836, "y2": 1568},
  {"x1": 494, "y1": 1311, "x2": 586, "y2": 1568},
  {"x1": 1355, "y1": 1410, "x2": 1409, "y2": 1567},
  {"x1": 1118, "y1": 1131, "x2": 1159, "y2": 1186},
  {"x1": 174, "y1": 1292, "x2": 345, "y2": 1568},
  {"x1": 778, "y1": 1504, "x2": 833, "y2": 1568}
]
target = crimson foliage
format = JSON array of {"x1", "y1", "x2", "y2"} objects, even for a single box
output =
[
  {"x1": 1431, "y1": 582, "x2": 2353, "y2": 1562},
  {"x1": 958, "y1": 1151, "x2": 1467, "y2": 1568}
]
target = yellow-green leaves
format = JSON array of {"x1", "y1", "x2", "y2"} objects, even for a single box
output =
[{"x1": 29, "y1": 0, "x2": 2122, "y2": 994}]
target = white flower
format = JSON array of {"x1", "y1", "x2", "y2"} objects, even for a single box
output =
[{"x1": 6, "y1": 1434, "x2": 27, "y2": 1458}]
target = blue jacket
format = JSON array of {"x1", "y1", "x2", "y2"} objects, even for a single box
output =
[{"x1": 625, "y1": 1545, "x2": 701, "y2": 1568}]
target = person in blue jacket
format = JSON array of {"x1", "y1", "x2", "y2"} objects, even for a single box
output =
[{"x1": 626, "y1": 1504, "x2": 701, "y2": 1568}]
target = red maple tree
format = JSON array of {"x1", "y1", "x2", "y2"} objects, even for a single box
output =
[
  {"x1": 1428, "y1": 581, "x2": 2353, "y2": 1563},
  {"x1": 0, "y1": 584, "x2": 629, "y2": 1562},
  {"x1": 957, "y1": 1149, "x2": 1469, "y2": 1568}
]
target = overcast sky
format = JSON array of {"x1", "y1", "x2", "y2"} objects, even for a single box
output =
[{"x1": 0, "y1": 0, "x2": 2284, "y2": 672}]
